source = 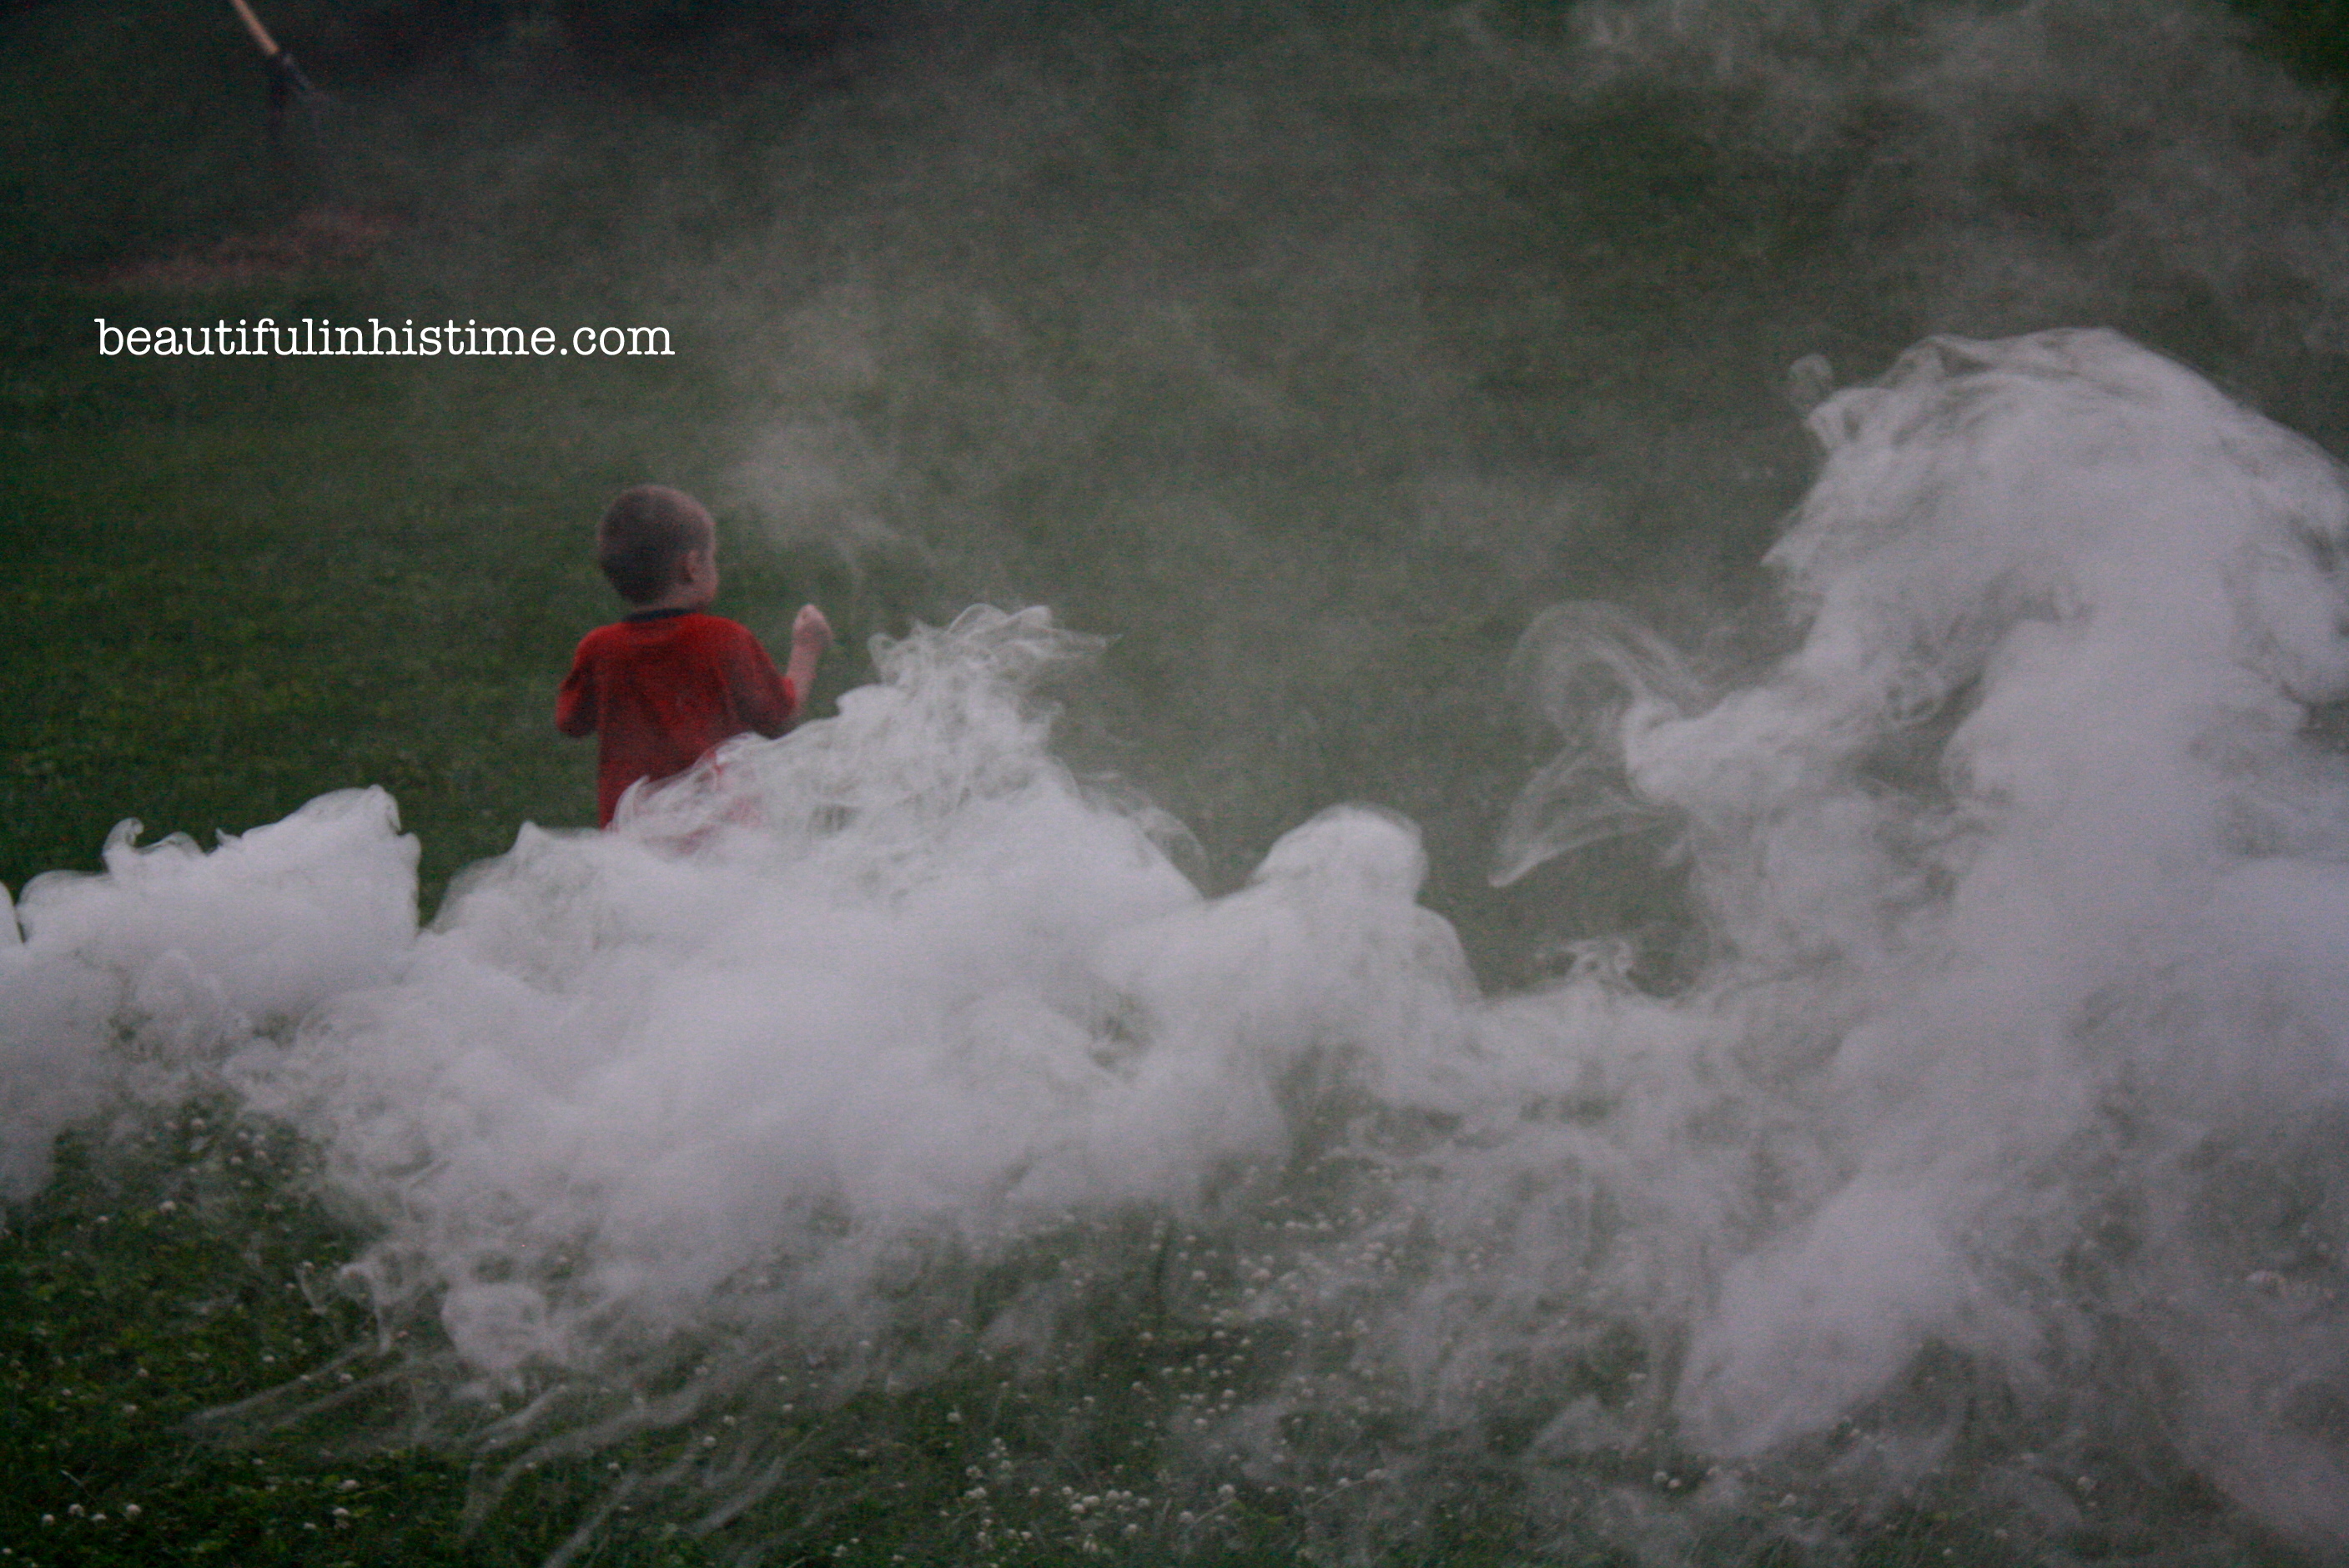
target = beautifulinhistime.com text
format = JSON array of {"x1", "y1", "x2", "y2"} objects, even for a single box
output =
[{"x1": 93, "y1": 317, "x2": 674, "y2": 358}]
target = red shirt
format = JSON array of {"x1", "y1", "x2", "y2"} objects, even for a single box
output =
[{"x1": 556, "y1": 610, "x2": 797, "y2": 826}]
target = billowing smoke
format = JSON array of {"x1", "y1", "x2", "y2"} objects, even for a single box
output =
[
  {"x1": 8, "y1": 329, "x2": 2348, "y2": 1559},
  {"x1": 1500, "y1": 329, "x2": 2349, "y2": 1545}
]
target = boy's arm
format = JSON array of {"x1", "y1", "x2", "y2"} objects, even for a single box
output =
[
  {"x1": 782, "y1": 604, "x2": 832, "y2": 717},
  {"x1": 556, "y1": 646, "x2": 597, "y2": 736}
]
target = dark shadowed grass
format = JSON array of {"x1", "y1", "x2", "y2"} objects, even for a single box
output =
[{"x1": 0, "y1": 1101, "x2": 728, "y2": 1566}]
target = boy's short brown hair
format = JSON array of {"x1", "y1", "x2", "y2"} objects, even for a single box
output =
[{"x1": 597, "y1": 485, "x2": 715, "y2": 604}]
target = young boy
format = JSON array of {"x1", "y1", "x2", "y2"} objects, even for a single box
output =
[{"x1": 557, "y1": 485, "x2": 832, "y2": 827}]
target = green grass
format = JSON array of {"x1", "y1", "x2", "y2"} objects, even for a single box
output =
[
  {"x1": 0, "y1": 274, "x2": 882, "y2": 912},
  {"x1": 0, "y1": 303, "x2": 2287, "y2": 1568},
  {"x1": 6, "y1": 3, "x2": 2347, "y2": 1562},
  {"x1": 3, "y1": 1109, "x2": 2086, "y2": 1568}
]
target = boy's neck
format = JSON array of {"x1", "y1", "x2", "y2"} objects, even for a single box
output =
[{"x1": 626, "y1": 583, "x2": 717, "y2": 616}]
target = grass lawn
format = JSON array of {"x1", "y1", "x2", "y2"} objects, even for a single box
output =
[
  {"x1": 0, "y1": 283, "x2": 2015, "y2": 1566},
  {"x1": 5, "y1": 3, "x2": 2346, "y2": 1565},
  {"x1": 0, "y1": 275, "x2": 874, "y2": 1565},
  {"x1": 0, "y1": 275, "x2": 880, "y2": 911}
]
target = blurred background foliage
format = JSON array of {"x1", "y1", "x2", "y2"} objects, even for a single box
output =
[
  {"x1": 3, "y1": 0, "x2": 2344, "y2": 283},
  {"x1": 0, "y1": 0, "x2": 883, "y2": 279}
]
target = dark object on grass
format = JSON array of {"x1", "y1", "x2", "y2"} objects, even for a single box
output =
[
  {"x1": 264, "y1": 44, "x2": 317, "y2": 138},
  {"x1": 226, "y1": 0, "x2": 321, "y2": 140}
]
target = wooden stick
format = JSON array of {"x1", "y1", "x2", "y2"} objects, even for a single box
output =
[{"x1": 227, "y1": 0, "x2": 282, "y2": 59}]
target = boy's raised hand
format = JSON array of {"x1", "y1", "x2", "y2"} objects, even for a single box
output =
[{"x1": 784, "y1": 605, "x2": 832, "y2": 718}]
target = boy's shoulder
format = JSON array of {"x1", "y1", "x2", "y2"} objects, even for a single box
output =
[
  {"x1": 576, "y1": 611, "x2": 761, "y2": 655},
  {"x1": 586, "y1": 609, "x2": 752, "y2": 636}
]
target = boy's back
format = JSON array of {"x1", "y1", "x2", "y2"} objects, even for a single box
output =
[
  {"x1": 557, "y1": 485, "x2": 829, "y2": 827},
  {"x1": 557, "y1": 607, "x2": 796, "y2": 826}
]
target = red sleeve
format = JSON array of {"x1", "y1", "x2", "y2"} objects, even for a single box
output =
[
  {"x1": 727, "y1": 626, "x2": 797, "y2": 737},
  {"x1": 556, "y1": 638, "x2": 598, "y2": 736}
]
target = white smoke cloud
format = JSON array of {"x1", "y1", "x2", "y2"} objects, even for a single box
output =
[
  {"x1": 1502, "y1": 328, "x2": 2349, "y2": 1543},
  {"x1": 7, "y1": 334, "x2": 2349, "y2": 1558}
]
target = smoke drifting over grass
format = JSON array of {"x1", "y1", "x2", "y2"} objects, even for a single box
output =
[
  {"x1": 1506, "y1": 329, "x2": 2349, "y2": 1544},
  {"x1": 11, "y1": 333, "x2": 2349, "y2": 1560},
  {"x1": 12, "y1": 0, "x2": 2349, "y2": 1561},
  {"x1": 607, "y1": 0, "x2": 2349, "y2": 915}
]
